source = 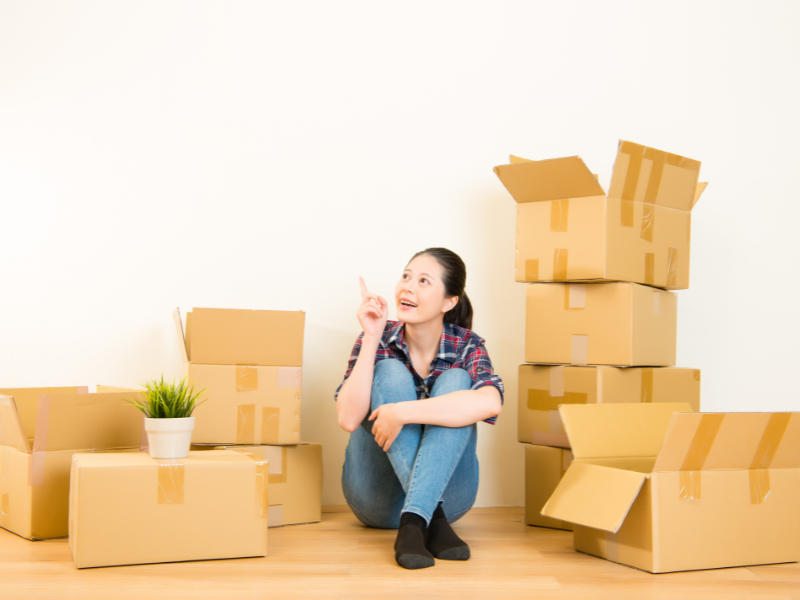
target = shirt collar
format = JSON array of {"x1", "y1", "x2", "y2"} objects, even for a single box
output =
[{"x1": 388, "y1": 322, "x2": 455, "y2": 364}]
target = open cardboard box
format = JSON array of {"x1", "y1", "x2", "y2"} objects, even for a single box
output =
[
  {"x1": 541, "y1": 403, "x2": 800, "y2": 573},
  {"x1": 494, "y1": 140, "x2": 707, "y2": 290},
  {"x1": 174, "y1": 308, "x2": 305, "y2": 445},
  {"x1": 69, "y1": 450, "x2": 269, "y2": 568},
  {"x1": 519, "y1": 365, "x2": 701, "y2": 447},
  {"x1": 191, "y1": 443, "x2": 322, "y2": 527},
  {"x1": 526, "y1": 282, "x2": 677, "y2": 366},
  {"x1": 0, "y1": 388, "x2": 144, "y2": 540}
]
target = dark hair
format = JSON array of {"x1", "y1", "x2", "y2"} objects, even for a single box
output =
[{"x1": 409, "y1": 247, "x2": 473, "y2": 330}]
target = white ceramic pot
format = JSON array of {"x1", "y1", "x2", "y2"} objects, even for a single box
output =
[{"x1": 144, "y1": 417, "x2": 195, "y2": 459}]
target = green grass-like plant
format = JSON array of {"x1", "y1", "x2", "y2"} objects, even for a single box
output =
[{"x1": 126, "y1": 375, "x2": 207, "y2": 419}]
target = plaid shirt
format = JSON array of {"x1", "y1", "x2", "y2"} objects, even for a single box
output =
[{"x1": 335, "y1": 320, "x2": 503, "y2": 425}]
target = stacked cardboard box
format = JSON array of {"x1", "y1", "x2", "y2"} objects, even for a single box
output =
[
  {"x1": 494, "y1": 140, "x2": 705, "y2": 532},
  {"x1": 174, "y1": 308, "x2": 323, "y2": 528}
]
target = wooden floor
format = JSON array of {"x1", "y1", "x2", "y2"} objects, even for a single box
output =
[{"x1": 2, "y1": 507, "x2": 798, "y2": 600}]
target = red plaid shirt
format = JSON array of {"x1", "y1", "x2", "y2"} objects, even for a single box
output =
[{"x1": 335, "y1": 320, "x2": 504, "y2": 425}]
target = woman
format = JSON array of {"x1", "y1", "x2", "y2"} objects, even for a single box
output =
[{"x1": 335, "y1": 247, "x2": 504, "y2": 570}]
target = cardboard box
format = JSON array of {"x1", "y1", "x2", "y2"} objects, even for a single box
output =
[
  {"x1": 0, "y1": 389, "x2": 144, "y2": 540},
  {"x1": 526, "y1": 282, "x2": 677, "y2": 366},
  {"x1": 494, "y1": 140, "x2": 707, "y2": 290},
  {"x1": 518, "y1": 365, "x2": 701, "y2": 447},
  {"x1": 193, "y1": 443, "x2": 322, "y2": 527},
  {"x1": 174, "y1": 309, "x2": 304, "y2": 445},
  {"x1": 524, "y1": 444, "x2": 573, "y2": 531},
  {"x1": 542, "y1": 404, "x2": 800, "y2": 573},
  {"x1": 68, "y1": 450, "x2": 269, "y2": 568}
]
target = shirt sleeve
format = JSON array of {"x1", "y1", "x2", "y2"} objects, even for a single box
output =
[
  {"x1": 334, "y1": 332, "x2": 364, "y2": 401},
  {"x1": 462, "y1": 337, "x2": 504, "y2": 425}
]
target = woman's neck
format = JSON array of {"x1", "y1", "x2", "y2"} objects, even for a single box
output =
[{"x1": 403, "y1": 319, "x2": 444, "y2": 358}]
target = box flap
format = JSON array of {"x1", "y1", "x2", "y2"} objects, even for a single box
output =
[
  {"x1": 692, "y1": 182, "x2": 708, "y2": 208},
  {"x1": 188, "y1": 307, "x2": 305, "y2": 367},
  {"x1": 654, "y1": 412, "x2": 800, "y2": 473},
  {"x1": 0, "y1": 395, "x2": 31, "y2": 453},
  {"x1": 173, "y1": 308, "x2": 189, "y2": 365},
  {"x1": 32, "y1": 393, "x2": 145, "y2": 452},
  {"x1": 493, "y1": 156, "x2": 605, "y2": 203},
  {"x1": 541, "y1": 461, "x2": 647, "y2": 533},
  {"x1": 509, "y1": 154, "x2": 532, "y2": 164},
  {"x1": 608, "y1": 140, "x2": 701, "y2": 211},
  {"x1": 560, "y1": 403, "x2": 693, "y2": 460},
  {"x1": 0, "y1": 386, "x2": 88, "y2": 439}
]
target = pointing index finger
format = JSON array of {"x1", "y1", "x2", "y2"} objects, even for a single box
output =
[{"x1": 359, "y1": 276, "x2": 369, "y2": 299}]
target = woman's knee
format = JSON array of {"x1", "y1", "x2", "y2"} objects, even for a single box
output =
[
  {"x1": 372, "y1": 359, "x2": 416, "y2": 407},
  {"x1": 431, "y1": 367, "x2": 471, "y2": 397}
]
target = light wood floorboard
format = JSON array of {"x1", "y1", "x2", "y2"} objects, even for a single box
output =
[{"x1": 1, "y1": 506, "x2": 798, "y2": 600}]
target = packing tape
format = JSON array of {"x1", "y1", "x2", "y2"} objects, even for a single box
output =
[
  {"x1": 268, "y1": 505, "x2": 283, "y2": 527},
  {"x1": 667, "y1": 247, "x2": 679, "y2": 288},
  {"x1": 29, "y1": 395, "x2": 51, "y2": 487},
  {"x1": 644, "y1": 253, "x2": 655, "y2": 286},
  {"x1": 618, "y1": 141, "x2": 701, "y2": 205},
  {"x1": 679, "y1": 413, "x2": 725, "y2": 501},
  {"x1": 277, "y1": 367, "x2": 302, "y2": 389},
  {"x1": 261, "y1": 407, "x2": 280, "y2": 444},
  {"x1": 571, "y1": 335, "x2": 588, "y2": 365},
  {"x1": 525, "y1": 259, "x2": 540, "y2": 281},
  {"x1": 263, "y1": 445, "x2": 288, "y2": 484},
  {"x1": 549, "y1": 366, "x2": 565, "y2": 398},
  {"x1": 236, "y1": 451, "x2": 270, "y2": 519},
  {"x1": 236, "y1": 404, "x2": 256, "y2": 444},
  {"x1": 641, "y1": 369, "x2": 654, "y2": 403},
  {"x1": 550, "y1": 199, "x2": 569, "y2": 232},
  {"x1": 652, "y1": 291, "x2": 660, "y2": 316},
  {"x1": 641, "y1": 204, "x2": 655, "y2": 242},
  {"x1": 564, "y1": 285, "x2": 586, "y2": 310},
  {"x1": 553, "y1": 249, "x2": 568, "y2": 281},
  {"x1": 528, "y1": 389, "x2": 588, "y2": 412},
  {"x1": 693, "y1": 370, "x2": 701, "y2": 382},
  {"x1": 236, "y1": 366, "x2": 259, "y2": 392},
  {"x1": 605, "y1": 531, "x2": 620, "y2": 563},
  {"x1": 77, "y1": 387, "x2": 88, "y2": 394},
  {"x1": 157, "y1": 463, "x2": 185, "y2": 505},
  {"x1": 620, "y1": 199, "x2": 634, "y2": 228},
  {"x1": 749, "y1": 413, "x2": 792, "y2": 504}
]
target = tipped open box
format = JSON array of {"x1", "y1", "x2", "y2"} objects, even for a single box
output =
[{"x1": 541, "y1": 403, "x2": 800, "y2": 573}]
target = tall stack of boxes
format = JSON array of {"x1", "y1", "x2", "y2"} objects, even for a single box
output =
[
  {"x1": 175, "y1": 308, "x2": 323, "y2": 529},
  {"x1": 494, "y1": 141, "x2": 704, "y2": 531}
]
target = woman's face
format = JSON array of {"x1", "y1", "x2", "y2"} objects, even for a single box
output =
[{"x1": 395, "y1": 254, "x2": 457, "y2": 325}]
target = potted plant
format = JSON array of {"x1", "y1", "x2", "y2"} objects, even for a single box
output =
[{"x1": 126, "y1": 376, "x2": 207, "y2": 459}]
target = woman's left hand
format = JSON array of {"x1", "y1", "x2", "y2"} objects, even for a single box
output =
[{"x1": 369, "y1": 403, "x2": 405, "y2": 451}]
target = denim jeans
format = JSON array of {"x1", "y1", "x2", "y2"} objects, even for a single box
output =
[{"x1": 342, "y1": 359, "x2": 479, "y2": 528}]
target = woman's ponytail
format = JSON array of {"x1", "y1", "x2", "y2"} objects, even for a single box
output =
[
  {"x1": 409, "y1": 247, "x2": 474, "y2": 331},
  {"x1": 444, "y1": 291, "x2": 473, "y2": 331}
]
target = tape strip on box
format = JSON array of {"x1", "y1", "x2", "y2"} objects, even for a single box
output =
[
  {"x1": 550, "y1": 366, "x2": 565, "y2": 398},
  {"x1": 606, "y1": 531, "x2": 620, "y2": 563},
  {"x1": 237, "y1": 404, "x2": 256, "y2": 444},
  {"x1": 679, "y1": 414, "x2": 725, "y2": 501},
  {"x1": 268, "y1": 505, "x2": 283, "y2": 527},
  {"x1": 565, "y1": 285, "x2": 586, "y2": 310},
  {"x1": 277, "y1": 367, "x2": 302, "y2": 389},
  {"x1": 644, "y1": 253, "x2": 655, "y2": 286},
  {"x1": 641, "y1": 370, "x2": 654, "y2": 403},
  {"x1": 526, "y1": 259, "x2": 540, "y2": 281},
  {"x1": 29, "y1": 395, "x2": 51, "y2": 487},
  {"x1": 652, "y1": 291, "x2": 660, "y2": 316},
  {"x1": 235, "y1": 451, "x2": 270, "y2": 519},
  {"x1": 236, "y1": 366, "x2": 259, "y2": 392},
  {"x1": 550, "y1": 199, "x2": 569, "y2": 232},
  {"x1": 641, "y1": 204, "x2": 655, "y2": 242},
  {"x1": 621, "y1": 200, "x2": 634, "y2": 227},
  {"x1": 553, "y1": 249, "x2": 568, "y2": 281},
  {"x1": 261, "y1": 408, "x2": 280, "y2": 444},
  {"x1": 571, "y1": 335, "x2": 588, "y2": 365},
  {"x1": 157, "y1": 463, "x2": 185, "y2": 505},
  {"x1": 667, "y1": 247, "x2": 679, "y2": 288},
  {"x1": 749, "y1": 413, "x2": 792, "y2": 504}
]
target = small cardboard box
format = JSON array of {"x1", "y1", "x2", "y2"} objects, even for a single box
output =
[
  {"x1": 541, "y1": 404, "x2": 800, "y2": 573},
  {"x1": 0, "y1": 389, "x2": 144, "y2": 540},
  {"x1": 68, "y1": 450, "x2": 269, "y2": 569},
  {"x1": 524, "y1": 444, "x2": 573, "y2": 531},
  {"x1": 526, "y1": 282, "x2": 677, "y2": 366},
  {"x1": 518, "y1": 365, "x2": 701, "y2": 447},
  {"x1": 175, "y1": 309, "x2": 304, "y2": 445},
  {"x1": 193, "y1": 443, "x2": 323, "y2": 527},
  {"x1": 494, "y1": 140, "x2": 707, "y2": 290}
]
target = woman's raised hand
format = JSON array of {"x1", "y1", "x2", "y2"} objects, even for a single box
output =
[{"x1": 357, "y1": 276, "x2": 388, "y2": 339}]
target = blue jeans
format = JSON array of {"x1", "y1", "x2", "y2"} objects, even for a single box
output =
[{"x1": 342, "y1": 359, "x2": 479, "y2": 528}]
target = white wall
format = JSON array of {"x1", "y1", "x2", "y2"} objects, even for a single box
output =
[{"x1": 1, "y1": 1, "x2": 798, "y2": 507}]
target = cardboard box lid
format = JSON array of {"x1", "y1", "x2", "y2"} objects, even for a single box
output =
[
  {"x1": 653, "y1": 412, "x2": 800, "y2": 473},
  {"x1": 493, "y1": 156, "x2": 605, "y2": 203},
  {"x1": 541, "y1": 460, "x2": 648, "y2": 533},
  {"x1": 607, "y1": 140, "x2": 702, "y2": 212},
  {"x1": 0, "y1": 394, "x2": 31, "y2": 453},
  {"x1": 560, "y1": 403, "x2": 693, "y2": 460},
  {"x1": 177, "y1": 307, "x2": 305, "y2": 367},
  {"x1": 32, "y1": 392, "x2": 144, "y2": 453}
]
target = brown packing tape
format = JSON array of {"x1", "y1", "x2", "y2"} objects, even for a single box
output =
[
  {"x1": 619, "y1": 141, "x2": 702, "y2": 205},
  {"x1": 234, "y1": 450, "x2": 271, "y2": 518},
  {"x1": 620, "y1": 199, "x2": 634, "y2": 227},
  {"x1": 236, "y1": 366, "x2": 259, "y2": 392},
  {"x1": 641, "y1": 204, "x2": 655, "y2": 242},
  {"x1": 528, "y1": 389, "x2": 588, "y2": 412},
  {"x1": 749, "y1": 413, "x2": 792, "y2": 504},
  {"x1": 679, "y1": 414, "x2": 725, "y2": 501},
  {"x1": 29, "y1": 395, "x2": 51, "y2": 487},
  {"x1": 643, "y1": 147, "x2": 667, "y2": 205},
  {"x1": 553, "y1": 249, "x2": 568, "y2": 281},
  {"x1": 237, "y1": 404, "x2": 256, "y2": 444},
  {"x1": 525, "y1": 259, "x2": 540, "y2": 281},
  {"x1": 667, "y1": 247, "x2": 679, "y2": 288},
  {"x1": 261, "y1": 408, "x2": 280, "y2": 444},
  {"x1": 620, "y1": 142, "x2": 644, "y2": 201},
  {"x1": 550, "y1": 199, "x2": 569, "y2": 232},
  {"x1": 644, "y1": 253, "x2": 655, "y2": 286},
  {"x1": 640, "y1": 370, "x2": 654, "y2": 403},
  {"x1": 157, "y1": 463, "x2": 185, "y2": 505}
]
